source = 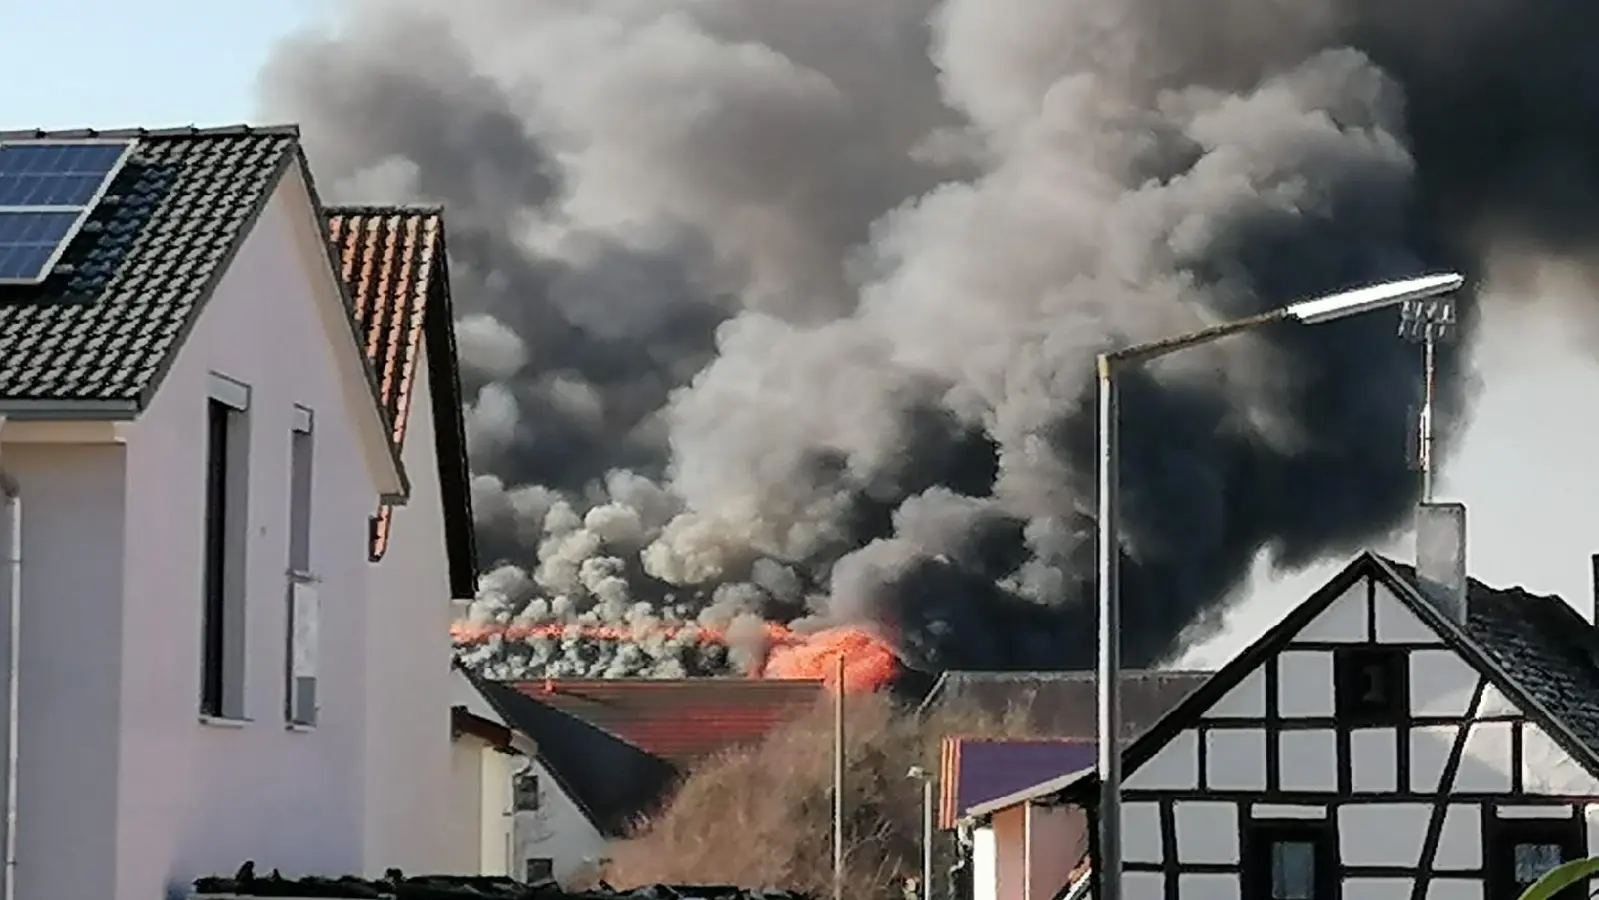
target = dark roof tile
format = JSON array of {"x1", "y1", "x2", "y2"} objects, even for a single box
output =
[
  {"x1": 919, "y1": 670, "x2": 1209, "y2": 739},
  {"x1": 0, "y1": 126, "x2": 296, "y2": 404}
]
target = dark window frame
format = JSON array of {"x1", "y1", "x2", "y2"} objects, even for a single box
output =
[
  {"x1": 200, "y1": 397, "x2": 232, "y2": 717},
  {"x1": 1486, "y1": 815, "x2": 1584, "y2": 900},
  {"x1": 514, "y1": 772, "x2": 541, "y2": 811},
  {"x1": 525, "y1": 858, "x2": 554, "y2": 883},
  {"x1": 1243, "y1": 818, "x2": 1336, "y2": 900},
  {"x1": 1334, "y1": 646, "x2": 1409, "y2": 726}
]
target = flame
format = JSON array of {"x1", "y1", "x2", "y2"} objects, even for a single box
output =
[{"x1": 450, "y1": 619, "x2": 900, "y2": 693}]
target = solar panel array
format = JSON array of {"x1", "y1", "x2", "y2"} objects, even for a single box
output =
[{"x1": 0, "y1": 140, "x2": 134, "y2": 285}]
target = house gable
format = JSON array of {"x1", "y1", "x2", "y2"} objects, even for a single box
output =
[
  {"x1": 1046, "y1": 553, "x2": 1599, "y2": 900},
  {"x1": 324, "y1": 205, "x2": 476, "y2": 595},
  {"x1": 1119, "y1": 554, "x2": 1599, "y2": 801}
]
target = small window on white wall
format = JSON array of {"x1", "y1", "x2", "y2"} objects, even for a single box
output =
[
  {"x1": 201, "y1": 374, "x2": 251, "y2": 722},
  {"x1": 285, "y1": 406, "x2": 318, "y2": 727}
]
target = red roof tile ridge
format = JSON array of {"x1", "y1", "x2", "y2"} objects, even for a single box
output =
[{"x1": 0, "y1": 123, "x2": 301, "y2": 141}]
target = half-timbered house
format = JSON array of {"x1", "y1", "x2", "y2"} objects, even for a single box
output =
[{"x1": 974, "y1": 505, "x2": 1599, "y2": 900}]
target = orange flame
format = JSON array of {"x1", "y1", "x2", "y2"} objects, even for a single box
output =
[{"x1": 450, "y1": 619, "x2": 900, "y2": 693}]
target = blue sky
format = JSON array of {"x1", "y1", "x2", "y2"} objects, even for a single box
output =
[{"x1": 3, "y1": 0, "x2": 321, "y2": 131}]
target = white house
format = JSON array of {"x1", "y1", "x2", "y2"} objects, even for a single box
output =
[
  {"x1": 976, "y1": 502, "x2": 1599, "y2": 900},
  {"x1": 0, "y1": 125, "x2": 474, "y2": 900},
  {"x1": 447, "y1": 665, "x2": 535, "y2": 877},
  {"x1": 325, "y1": 205, "x2": 479, "y2": 876}
]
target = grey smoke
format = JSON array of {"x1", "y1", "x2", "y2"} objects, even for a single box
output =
[{"x1": 262, "y1": 0, "x2": 1599, "y2": 679}]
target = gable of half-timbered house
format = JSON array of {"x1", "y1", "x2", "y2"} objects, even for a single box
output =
[{"x1": 1077, "y1": 550, "x2": 1599, "y2": 900}]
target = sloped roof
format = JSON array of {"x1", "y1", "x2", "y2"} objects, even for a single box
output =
[
  {"x1": 325, "y1": 206, "x2": 477, "y2": 596},
  {"x1": 0, "y1": 125, "x2": 407, "y2": 497},
  {"x1": 474, "y1": 677, "x2": 826, "y2": 837},
  {"x1": 937, "y1": 738, "x2": 1095, "y2": 829},
  {"x1": 0, "y1": 126, "x2": 294, "y2": 406},
  {"x1": 509, "y1": 678, "x2": 827, "y2": 766},
  {"x1": 1027, "y1": 552, "x2": 1599, "y2": 809},
  {"x1": 918, "y1": 669, "x2": 1209, "y2": 740}
]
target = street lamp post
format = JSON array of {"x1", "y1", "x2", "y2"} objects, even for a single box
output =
[
  {"x1": 1094, "y1": 272, "x2": 1466, "y2": 900},
  {"x1": 907, "y1": 766, "x2": 935, "y2": 900}
]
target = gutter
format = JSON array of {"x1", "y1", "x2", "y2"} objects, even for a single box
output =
[{"x1": 0, "y1": 423, "x2": 20, "y2": 900}]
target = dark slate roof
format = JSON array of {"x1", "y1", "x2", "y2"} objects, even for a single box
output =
[
  {"x1": 475, "y1": 677, "x2": 825, "y2": 837},
  {"x1": 918, "y1": 669, "x2": 1210, "y2": 740},
  {"x1": 1033, "y1": 552, "x2": 1599, "y2": 812},
  {"x1": 936, "y1": 737, "x2": 1095, "y2": 829},
  {"x1": 0, "y1": 125, "x2": 295, "y2": 407},
  {"x1": 1388, "y1": 558, "x2": 1599, "y2": 765},
  {"x1": 469, "y1": 673, "x2": 681, "y2": 838},
  {"x1": 326, "y1": 206, "x2": 477, "y2": 596}
]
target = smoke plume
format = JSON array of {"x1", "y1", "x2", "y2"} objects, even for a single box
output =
[{"x1": 260, "y1": 0, "x2": 1599, "y2": 680}]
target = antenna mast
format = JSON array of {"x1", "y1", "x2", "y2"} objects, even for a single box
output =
[{"x1": 1398, "y1": 292, "x2": 1459, "y2": 500}]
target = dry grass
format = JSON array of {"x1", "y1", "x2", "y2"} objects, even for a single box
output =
[{"x1": 605, "y1": 692, "x2": 1036, "y2": 899}]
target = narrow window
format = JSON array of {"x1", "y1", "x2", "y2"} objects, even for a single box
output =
[
  {"x1": 1244, "y1": 820, "x2": 1331, "y2": 900},
  {"x1": 286, "y1": 407, "x2": 319, "y2": 727},
  {"x1": 1334, "y1": 646, "x2": 1409, "y2": 726},
  {"x1": 201, "y1": 376, "x2": 250, "y2": 720},
  {"x1": 514, "y1": 772, "x2": 541, "y2": 811},
  {"x1": 1489, "y1": 817, "x2": 1583, "y2": 900}
]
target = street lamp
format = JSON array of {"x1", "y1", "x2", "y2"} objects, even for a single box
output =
[
  {"x1": 1094, "y1": 272, "x2": 1466, "y2": 900},
  {"x1": 907, "y1": 766, "x2": 935, "y2": 900}
]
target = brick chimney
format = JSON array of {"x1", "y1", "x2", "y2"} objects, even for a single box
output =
[{"x1": 1415, "y1": 502, "x2": 1468, "y2": 624}]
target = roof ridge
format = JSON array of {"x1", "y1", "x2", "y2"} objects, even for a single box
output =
[
  {"x1": 0, "y1": 123, "x2": 301, "y2": 141},
  {"x1": 325, "y1": 203, "x2": 446, "y2": 216}
]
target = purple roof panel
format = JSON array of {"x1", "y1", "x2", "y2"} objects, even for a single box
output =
[{"x1": 952, "y1": 739, "x2": 1095, "y2": 820}]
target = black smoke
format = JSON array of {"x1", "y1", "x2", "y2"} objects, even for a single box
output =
[{"x1": 260, "y1": 0, "x2": 1599, "y2": 678}]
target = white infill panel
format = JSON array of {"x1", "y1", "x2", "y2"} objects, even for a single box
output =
[
  {"x1": 1277, "y1": 651, "x2": 1335, "y2": 718},
  {"x1": 1427, "y1": 880, "x2": 1483, "y2": 900},
  {"x1": 1498, "y1": 806, "x2": 1573, "y2": 818},
  {"x1": 1434, "y1": 805, "x2": 1481, "y2": 870},
  {"x1": 1346, "y1": 878, "x2": 1414, "y2": 900},
  {"x1": 1206, "y1": 729, "x2": 1266, "y2": 791},
  {"x1": 1409, "y1": 725, "x2": 1456, "y2": 792},
  {"x1": 1122, "y1": 802, "x2": 1162, "y2": 864},
  {"x1": 1296, "y1": 580, "x2": 1370, "y2": 642},
  {"x1": 1522, "y1": 725, "x2": 1599, "y2": 795},
  {"x1": 1373, "y1": 580, "x2": 1438, "y2": 642},
  {"x1": 1177, "y1": 873, "x2": 1238, "y2": 900},
  {"x1": 1279, "y1": 729, "x2": 1337, "y2": 792},
  {"x1": 1127, "y1": 730, "x2": 1199, "y2": 790},
  {"x1": 1585, "y1": 805, "x2": 1599, "y2": 856},
  {"x1": 1174, "y1": 802, "x2": 1237, "y2": 864},
  {"x1": 1206, "y1": 667, "x2": 1267, "y2": 718},
  {"x1": 1339, "y1": 804, "x2": 1429, "y2": 867},
  {"x1": 1456, "y1": 722, "x2": 1513, "y2": 793},
  {"x1": 1409, "y1": 652, "x2": 1477, "y2": 717},
  {"x1": 1350, "y1": 729, "x2": 1399, "y2": 793},
  {"x1": 1124, "y1": 872, "x2": 1164, "y2": 900}
]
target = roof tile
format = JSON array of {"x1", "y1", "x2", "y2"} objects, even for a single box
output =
[{"x1": 0, "y1": 127, "x2": 296, "y2": 402}]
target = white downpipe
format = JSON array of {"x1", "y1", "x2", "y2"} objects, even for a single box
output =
[{"x1": 0, "y1": 462, "x2": 20, "y2": 900}]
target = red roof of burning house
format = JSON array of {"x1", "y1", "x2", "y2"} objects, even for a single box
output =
[{"x1": 509, "y1": 677, "x2": 828, "y2": 766}]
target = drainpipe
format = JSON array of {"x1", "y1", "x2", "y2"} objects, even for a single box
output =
[{"x1": 0, "y1": 460, "x2": 20, "y2": 900}]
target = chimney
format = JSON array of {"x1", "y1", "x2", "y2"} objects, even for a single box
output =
[
  {"x1": 1590, "y1": 553, "x2": 1599, "y2": 626},
  {"x1": 1415, "y1": 502, "x2": 1468, "y2": 624}
]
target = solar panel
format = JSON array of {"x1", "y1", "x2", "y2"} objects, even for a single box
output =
[{"x1": 0, "y1": 139, "x2": 134, "y2": 285}]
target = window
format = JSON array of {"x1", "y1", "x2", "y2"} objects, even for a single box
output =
[
  {"x1": 1334, "y1": 647, "x2": 1408, "y2": 725},
  {"x1": 525, "y1": 858, "x2": 554, "y2": 883},
  {"x1": 1244, "y1": 820, "x2": 1331, "y2": 900},
  {"x1": 514, "y1": 773, "x2": 541, "y2": 811},
  {"x1": 201, "y1": 378, "x2": 251, "y2": 721},
  {"x1": 286, "y1": 407, "x2": 318, "y2": 727},
  {"x1": 1489, "y1": 817, "x2": 1584, "y2": 900}
]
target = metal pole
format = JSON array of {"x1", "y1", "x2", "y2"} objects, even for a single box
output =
[
  {"x1": 833, "y1": 652, "x2": 846, "y2": 900},
  {"x1": 922, "y1": 776, "x2": 934, "y2": 900},
  {"x1": 1420, "y1": 333, "x2": 1436, "y2": 502},
  {"x1": 1095, "y1": 354, "x2": 1123, "y2": 900}
]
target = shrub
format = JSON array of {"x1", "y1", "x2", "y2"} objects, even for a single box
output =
[{"x1": 605, "y1": 692, "x2": 1034, "y2": 900}]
